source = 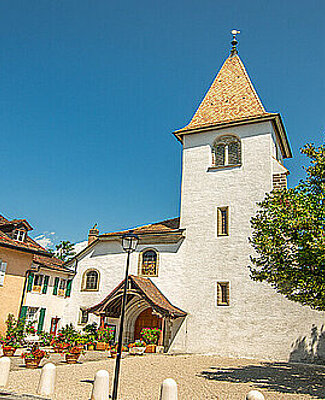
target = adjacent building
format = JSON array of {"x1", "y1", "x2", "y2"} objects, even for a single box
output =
[{"x1": 0, "y1": 214, "x2": 73, "y2": 335}]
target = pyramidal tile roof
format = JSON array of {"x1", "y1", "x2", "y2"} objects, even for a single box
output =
[{"x1": 178, "y1": 54, "x2": 269, "y2": 132}]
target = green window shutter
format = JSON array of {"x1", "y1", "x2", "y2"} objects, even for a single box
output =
[
  {"x1": 42, "y1": 275, "x2": 50, "y2": 294},
  {"x1": 26, "y1": 272, "x2": 34, "y2": 292},
  {"x1": 19, "y1": 305, "x2": 28, "y2": 323},
  {"x1": 37, "y1": 308, "x2": 46, "y2": 334},
  {"x1": 53, "y1": 277, "x2": 59, "y2": 295},
  {"x1": 65, "y1": 279, "x2": 72, "y2": 297}
]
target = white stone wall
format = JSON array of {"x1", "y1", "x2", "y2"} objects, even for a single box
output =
[
  {"x1": 24, "y1": 269, "x2": 70, "y2": 332},
  {"x1": 63, "y1": 240, "x2": 185, "y2": 337},
  {"x1": 176, "y1": 121, "x2": 325, "y2": 360}
]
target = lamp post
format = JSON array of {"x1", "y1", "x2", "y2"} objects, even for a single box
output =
[{"x1": 111, "y1": 233, "x2": 139, "y2": 400}]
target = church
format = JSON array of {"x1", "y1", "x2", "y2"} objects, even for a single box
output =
[{"x1": 63, "y1": 36, "x2": 325, "y2": 361}]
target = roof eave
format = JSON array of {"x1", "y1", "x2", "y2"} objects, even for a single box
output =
[
  {"x1": 173, "y1": 113, "x2": 292, "y2": 159},
  {"x1": 100, "y1": 230, "x2": 185, "y2": 244},
  {"x1": 36, "y1": 264, "x2": 75, "y2": 276},
  {"x1": 0, "y1": 242, "x2": 50, "y2": 256}
]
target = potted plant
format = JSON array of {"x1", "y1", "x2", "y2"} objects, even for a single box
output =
[
  {"x1": 81, "y1": 323, "x2": 98, "y2": 350},
  {"x1": 64, "y1": 345, "x2": 84, "y2": 364},
  {"x1": 52, "y1": 324, "x2": 78, "y2": 353},
  {"x1": 1, "y1": 314, "x2": 25, "y2": 356},
  {"x1": 109, "y1": 344, "x2": 128, "y2": 359},
  {"x1": 86, "y1": 336, "x2": 96, "y2": 351},
  {"x1": 128, "y1": 340, "x2": 146, "y2": 355},
  {"x1": 39, "y1": 331, "x2": 54, "y2": 347},
  {"x1": 96, "y1": 326, "x2": 114, "y2": 351},
  {"x1": 21, "y1": 347, "x2": 48, "y2": 369},
  {"x1": 140, "y1": 328, "x2": 161, "y2": 353},
  {"x1": 51, "y1": 337, "x2": 69, "y2": 353}
]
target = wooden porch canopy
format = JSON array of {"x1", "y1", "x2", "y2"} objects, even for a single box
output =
[{"x1": 87, "y1": 275, "x2": 187, "y2": 319}]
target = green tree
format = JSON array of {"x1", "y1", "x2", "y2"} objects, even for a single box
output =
[
  {"x1": 55, "y1": 240, "x2": 76, "y2": 262},
  {"x1": 249, "y1": 143, "x2": 325, "y2": 310}
]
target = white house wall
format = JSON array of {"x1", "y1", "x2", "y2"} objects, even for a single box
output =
[{"x1": 24, "y1": 270, "x2": 70, "y2": 332}]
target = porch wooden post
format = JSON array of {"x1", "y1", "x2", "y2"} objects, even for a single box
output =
[
  {"x1": 158, "y1": 317, "x2": 164, "y2": 346},
  {"x1": 100, "y1": 314, "x2": 105, "y2": 329}
]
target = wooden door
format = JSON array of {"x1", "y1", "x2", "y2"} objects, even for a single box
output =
[
  {"x1": 50, "y1": 317, "x2": 59, "y2": 335},
  {"x1": 134, "y1": 308, "x2": 160, "y2": 340}
]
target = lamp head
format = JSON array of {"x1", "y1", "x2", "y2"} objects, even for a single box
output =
[{"x1": 122, "y1": 233, "x2": 139, "y2": 253}]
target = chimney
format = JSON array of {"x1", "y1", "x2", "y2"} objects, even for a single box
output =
[{"x1": 88, "y1": 224, "x2": 99, "y2": 245}]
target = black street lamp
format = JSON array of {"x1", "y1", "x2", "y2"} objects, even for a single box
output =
[{"x1": 111, "y1": 232, "x2": 139, "y2": 400}]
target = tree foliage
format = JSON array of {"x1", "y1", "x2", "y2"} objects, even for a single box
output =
[
  {"x1": 249, "y1": 143, "x2": 325, "y2": 310},
  {"x1": 54, "y1": 240, "x2": 76, "y2": 262}
]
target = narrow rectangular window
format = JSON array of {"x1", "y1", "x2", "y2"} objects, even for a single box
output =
[
  {"x1": 33, "y1": 275, "x2": 43, "y2": 293},
  {"x1": 216, "y1": 282, "x2": 230, "y2": 306},
  {"x1": 217, "y1": 207, "x2": 229, "y2": 236},
  {"x1": 0, "y1": 261, "x2": 7, "y2": 286},
  {"x1": 58, "y1": 279, "x2": 66, "y2": 296},
  {"x1": 79, "y1": 309, "x2": 88, "y2": 324}
]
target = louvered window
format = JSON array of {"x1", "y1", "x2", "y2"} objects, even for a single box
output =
[
  {"x1": 213, "y1": 135, "x2": 241, "y2": 167},
  {"x1": 228, "y1": 141, "x2": 241, "y2": 165},
  {"x1": 215, "y1": 145, "x2": 225, "y2": 166}
]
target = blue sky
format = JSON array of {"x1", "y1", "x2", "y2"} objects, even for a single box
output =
[{"x1": 1, "y1": 0, "x2": 324, "y2": 246}]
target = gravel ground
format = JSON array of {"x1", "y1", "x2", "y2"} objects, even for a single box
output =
[{"x1": 4, "y1": 353, "x2": 325, "y2": 400}]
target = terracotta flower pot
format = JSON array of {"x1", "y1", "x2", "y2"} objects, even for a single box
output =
[
  {"x1": 145, "y1": 344, "x2": 157, "y2": 353},
  {"x1": 96, "y1": 342, "x2": 107, "y2": 351},
  {"x1": 25, "y1": 358, "x2": 40, "y2": 369},
  {"x1": 65, "y1": 353, "x2": 80, "y2": 364},
  {"x1": 110, "y1": 350, "x2": 117, "y2": 359},
  {"x1": 3, "y1": 346, "x2": 17, "y2": 357}
]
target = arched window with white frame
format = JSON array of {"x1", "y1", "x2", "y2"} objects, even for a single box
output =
[
  {"x1": 82, "y1": 269, "x2": 100, "y2": 291},
  {"x1": 213, "y1": 135, "x2": 241, "y2": 167}
]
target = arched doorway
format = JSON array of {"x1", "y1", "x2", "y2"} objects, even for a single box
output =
[{"x1": 134, "y1": 308, "x2": 161, "y2": 340}]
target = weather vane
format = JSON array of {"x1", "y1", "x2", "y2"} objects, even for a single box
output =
[{"x1": 230, "y1": 29, "x2": 240, "y2": 56}]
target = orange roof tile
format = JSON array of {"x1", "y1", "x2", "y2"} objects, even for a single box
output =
[
  {"x1": 88, "y1": 275, "x2": 186, "y2": 318},
  {"x1": 33, "y1": 254, "x2": 72, "y2": 273},
  {"x1": 100, "y1": 217, "x2": 181, "y2": 237},
  {"x1": 178, "y1": 54, "x2": 267, "y2": 132}
]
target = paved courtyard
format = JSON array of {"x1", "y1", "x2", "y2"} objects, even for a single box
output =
[{"x1": 3, "y1": 353, "x2": 325, "y2": 400}]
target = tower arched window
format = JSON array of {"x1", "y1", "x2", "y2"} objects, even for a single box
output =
[
  {"x1": 82, "y1": 269, "x2": 100, "y2": 291},
  {"x1": 139, "y1": 249, "x2": 158, "y2": 277},
  {"x1": 213, "y1": 135, "x2": 241, "y2": 167}
]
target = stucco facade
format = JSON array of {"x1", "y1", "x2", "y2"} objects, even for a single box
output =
[
  {"x1": 0, "y1": 248, "x2": 33, "y2": 334},
  {"x1": 23, "y1": 267, "x2": 73, "y2": 333}
]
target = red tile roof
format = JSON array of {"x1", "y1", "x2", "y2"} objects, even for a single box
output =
[
  {"x1": 100, "y1": 217, "x2": 181, "y2": 237},
  {"x1": 177, "y1": 54, "x2": 267, "y2": 132},
  {"x1": 0, "y1": 213, "x2": 73, "y2": 273},
  {"x1": 88, "y1": 275, "x2": 186, "y2": 318},
  {"x1": 0, "y1": 214, "x2": 49, "y2": 255},
  {"x1": 33, "y1": 254, "x2": 72, "y2": 274}
]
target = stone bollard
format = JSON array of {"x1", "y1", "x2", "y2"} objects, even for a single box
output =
[
  {"x1": 0, "y1": 357, "x2": 11, "y2": 387},
  {"x1": 246, "y1": 390, "x2": 265, "y2": 400},
  {"x1": 37, "y1": 363, "x2": 56, "y2": 396},
  {"x1": 160, "y1": 378, "x2": 177, "y2": 400},
  {"x1": 91, "y1": 370, "x2": 109, "y2": 400}
]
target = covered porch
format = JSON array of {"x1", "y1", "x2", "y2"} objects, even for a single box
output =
[{"x1": 87, "y1": 275, "x2": 186, "y2": 351}]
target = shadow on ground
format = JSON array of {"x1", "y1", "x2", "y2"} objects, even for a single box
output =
[{"x1": 199, "y1": 361, "x2": 325, "y2": 399}]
